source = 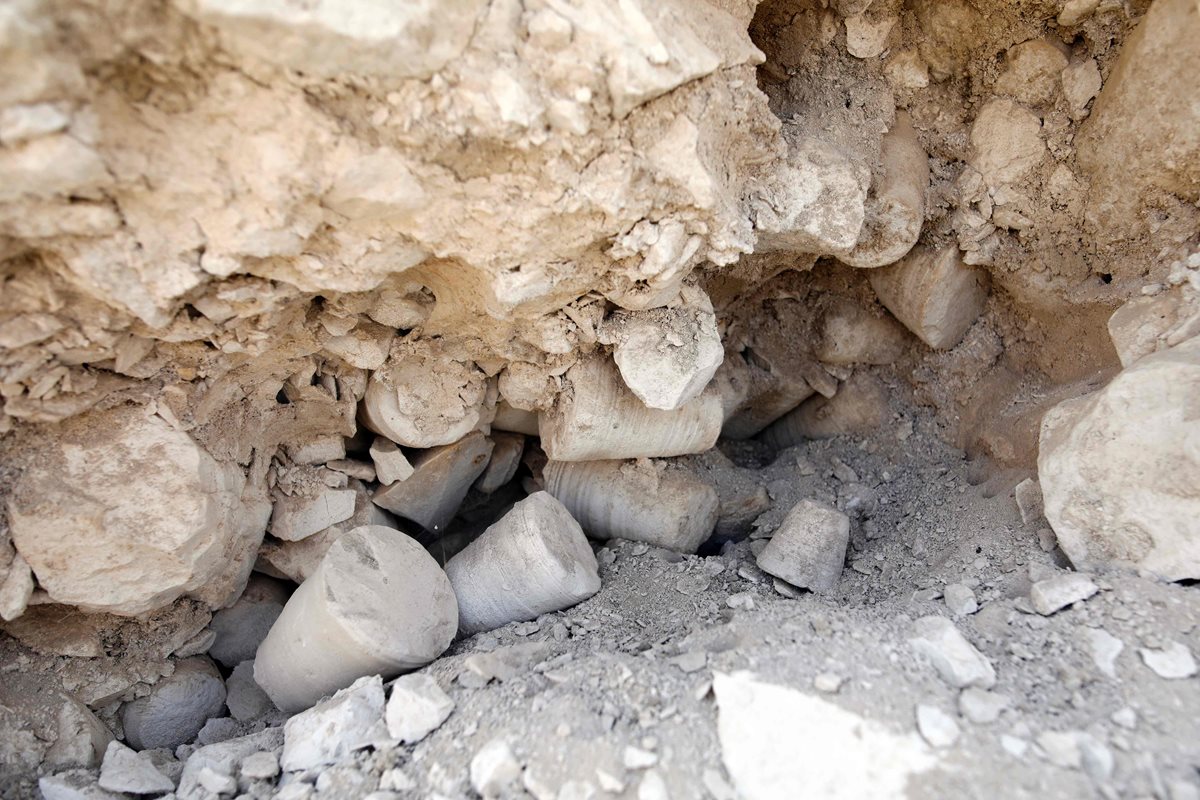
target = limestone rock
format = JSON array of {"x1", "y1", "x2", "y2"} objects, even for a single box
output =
[
  {"x1": 869, "y1": 245, "x2": 989, "y2": 350},
  {"x1": 1076, "y1": 0, "x2": 1200, "y2": 243},
  {"x1": 39, "y1": 771, "x2": 123, "y2": 800},
  {"x1": 753, "y1": 136, "x2": 868, "y2": 256},
  {"x1": 540, "y1": 356, "x2": 723, "y2": 461},
  {"x1": 372, "y1": 431, "x2": 494, "y2": 534},
  {"x1": 269, "y1": 486, "x2": 357, "y2": 542},
  {"x1": 755, "y1": 500, "x2": 850, "y2": 594},
  {"x1": 1139, "y1": 642, "x2": 1197, "y2": 680},
  {"x1": 1107, "y1": 291, "x2": 1197, "y2": 368},
  {"x1": 369, "y1": 436, "x2": 414, "y2": 486},
  {"x1": 445, "y1": 492, "x2": 600, "y2": 634},
  {"x1": 6, "y1": 406, "x2": 269, "y2": 616},
  {"x1": 470, "y1": 739, "x2": 522, "y2": 798},
  {"x1": 908, "y1": 616, "x2": 996, "y2": 689},
  {"x1": 1029, "y1": 573, "x2": 1098, "y2": 615},
  {"x1": 121, "y1": 657, "x2": 227, "y2": 751},
  {"x1": 176, "y1": 0, "x2": 486, "y2": 77},
  {"x1": 969, "y1": 98, "x2": 1045, "y2": 188},
  {"x1": 254, "y1": 526, "x2": 458, "y2": 713},
  {"x1": 286, "y1": 435, "x2": 345, "y2": 465},
  {"x1": 1038, "y1": 338, "x2": 1200, "y2": 581},
  {"x1": 280, "y1": 675, "x2": 386, "y2": 772},
  {"x1": 385, "y1": 673, "x2": 454, "y2": 744},
  {"x1": 207, "y1": 575, "x2": 289, "y2": 668},
  {"x1": 176, "y1": 727, "x2": 284, "y2": 800},
  {"x1": 0, "y1": 553, "x2": 34, "y2": 621},
  {"x1": 0, "y1": 674, "x2": 113, "y2": 772},
  {"x1": 712, "y1": 671, "x2": 936, "y2": 800},
  {"x1": 474, "y1": 432, "x2": 525, "y2": 494},
  {"x1": 813, "y1": 299, "x2": 908, "y2": 366},
  {"x1": 602, "y1": 285, "x2": 724, "y2": 411},
  {"x1": 361, "y1": 343, "x2": 491, "y2": 448},
  {"x1": 995, "y1": 40, "x2": 1068, "y2": 107},
  {"x1": 98, "y1": 741, "x2": 175, "y2": 795},
  {"x1": 258, "y1": 478, "x2": 397, "y2": 583},
  {"x1": 915, "y1": 705, "x2": 960, "y2": 749},
  {"x1": 544, "y1": 459, "x2": 719, "y2": 553}
]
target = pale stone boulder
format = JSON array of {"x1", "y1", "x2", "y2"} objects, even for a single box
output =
[
  {"x1": 761, "y1": 373, "x2": 889, "y2": 448},
  {"x1": 372, "y1": 431, "x2": 495, "y2": 534},
  {"x1": 285, "y1": 435, "x2": 345, "y2": 465},
  {"x1": 361, "y1": 344, "x2": 491, "y2": 448},
  {"x1": 98, "y1": 741, "x2": 175, "y2": 795},
  {"x1": 6, "y1": 406, "x2": 269, "y2": 616},
  {"x1": 544, "y1": 459, "x2": 719, "y2": 553},
  {"x1": 280, "y1": 675, "x2": 386, "y2": 772},
  {"x1": 492, "y1": 402, "x2": 540, "y2": 436},
  {"x1": 600, "y1": 285, "x2": 724, "y2": 411},
  {"x1": 1038, "y1": 338, "x2": 1200, "y2": 581},
  {"x1": 1030, "y1": 574, "x2": 1098, "y2": 615},
  {"x1": 445, "y1": 492, "x2": 600, "y2": 634},
  {"x1": 869, "y1": 245, "x2": 989, "y2": 350},
  {"x1": 1107, "y1": 291, "x2": 1198, "y2": 367},
  {"x1": 755, "y1": 500, "x2": 850, "y2": 594},
  {"x1": 225, "y1": 661, "x2": 274, "y2": 722},
  {"x1": 121, "y1": 657, "x2": 227, "y2": 751},
  {"x1": 540, "y1": 356, "x2": 722, "y2": 461},
  {"x1": 753, "y1": 136, "x2": 868, "y2": 256},
  {"x1": 254, "y1": 526, "x2": 458, "y2": 712}
]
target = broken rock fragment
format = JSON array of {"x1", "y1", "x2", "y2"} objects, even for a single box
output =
[
  {"x1": 1029, "y1": 573, "x2": 1098, "y2": 615},
  {"x1": 269, "y1": 485, "x2": 357, "y2": 542},
  {"x1": 254, "y1": 526, "x2": 458, "y2": 713},
  {"x1": 385, "y1": 673, "x2": 454, "y2": 744},
  {"x1": 869, "y1": 245, "x2": 989, "y2": 350},
  {"x1": 98, "y1": 741, "x2": 175, "y2": 795},
  {"x1": 445, "y1": 492, "x2": 600, "y2": 634},
  {"x1": 369, "y1": 436, "x2": 414, "y2": 485},
  {"x1": 544, "y1": 458, "x2": 719, "y2": 553},
  {"x1": 280, "y1": 675, "x2": 386, "y2": 773},
  {"x1": 121, "y1": 657, "x2": 227, "y2": 751},
  {"x1": 474, "y1": 432, "x2": 525, "y2": 494},
  {"x1": 372, "y1": 431, "x2": 494, "y2": 534},
  {"x1": 908, "y1": 616, "x2": 996, "y2": 689},
  {"x1": 755, "y1": 500, "x2": 850, "y2": 594},
  {"x1": 1038, "y1": 338, "x2": 1200, "y2": 580},
  {"x1": 540, "y1": 356, "x2": 722, "y2": 461},
  {"x1": 5, "y1": 406, "x2": 269, "y2": 616},
  {"x1": 601, "y1": 285, "x2": 724, "y2": 411}
]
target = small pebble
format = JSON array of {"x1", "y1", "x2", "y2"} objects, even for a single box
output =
[
  {"x1": 813, "y1": 673, "x2": 844, "y2": 694},
  {"x1": 916, "y1": 704, "x2": 960, "y2": 748},
  {"x1": 943, "y1": 583, "x2": 979, "y2": 616},
  {"x1": 1139, "y1": 642, "x2": 1198, "y2": 679}
]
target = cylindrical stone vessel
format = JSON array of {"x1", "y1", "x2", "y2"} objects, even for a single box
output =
[
  {"x1": 544, "y1": 459, "x2": 719, "y2": 553},
  {"x1": 254, "y1": 525, "x2": 458, "y2": 713},
  {"x1": 444, "y1": 492, "x2": 600, "y2": 634}
]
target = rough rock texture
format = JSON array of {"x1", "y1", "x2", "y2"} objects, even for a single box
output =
[
  {"x1": 5, "y1": 406, "x2": 269, "y2": 616},
  {"x1": 1039, "y1": 337, "x2": 1200, "y2": 581}
]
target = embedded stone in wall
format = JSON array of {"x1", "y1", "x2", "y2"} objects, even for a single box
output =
[
  {"x1": 5, "y1": 406, "x2": 269, "y2": 617},
  {"x1": 869, "y1": 245, "x2": 989, "y2": 350},
  {"x1": 372, "y1": 431, "x2": 494, "y2": 534},
  {"x1": 539, "y1": 356, "x2": 722, "y2": 462}
]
